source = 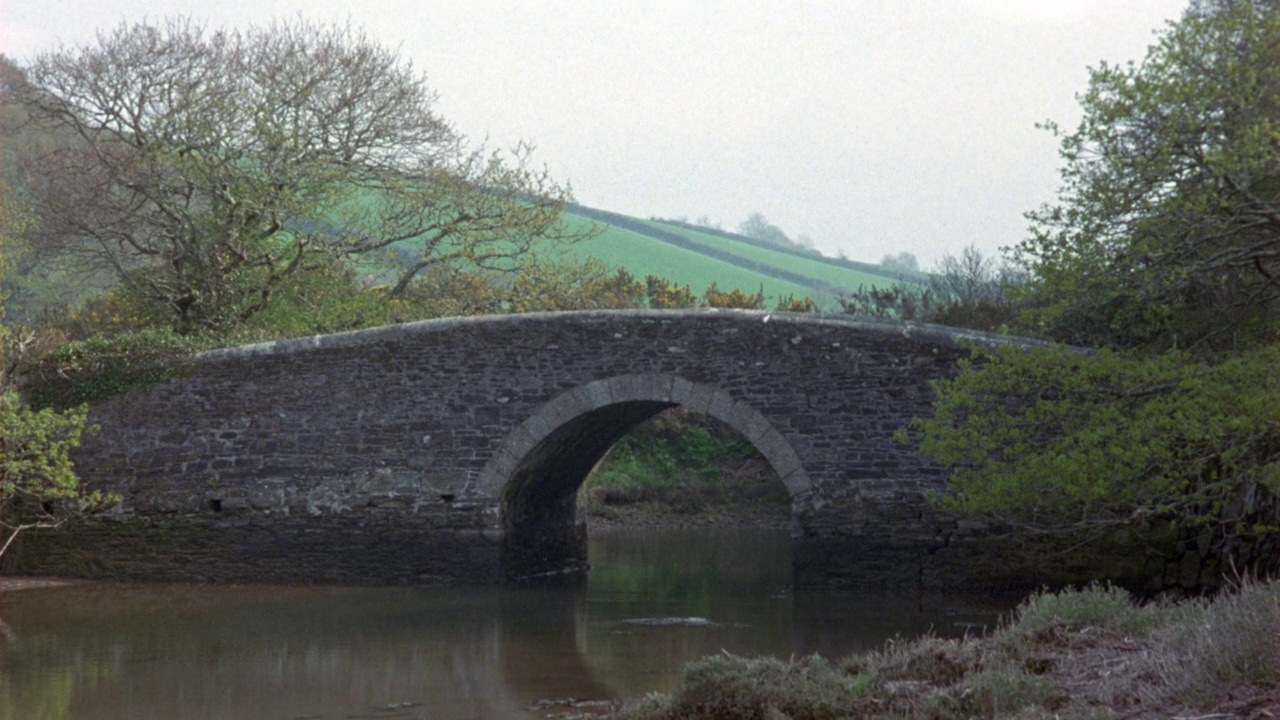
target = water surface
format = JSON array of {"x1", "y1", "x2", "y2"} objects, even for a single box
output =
[{"x1": 0, "y1": 528, "x2": 1013, "y2": 719}]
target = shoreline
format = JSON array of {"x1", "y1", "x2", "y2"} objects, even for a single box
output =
[
  {"x1": 0, "y1": 576, "x2": 87, "y2": 593},
  {"x1": 581, "y1": 499, "x2": 791, "y2": 533}
]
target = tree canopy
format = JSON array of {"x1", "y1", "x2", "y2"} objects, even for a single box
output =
[
  {"x1": 1018, "y1": 0, "x2": 1280, "y2": 351},
  {"x1": 13, "y1": 18, "x2": 583, "y2": 334},
  {"x1": 907, "y1": 1, "x2": 1280, "y2": 578}
]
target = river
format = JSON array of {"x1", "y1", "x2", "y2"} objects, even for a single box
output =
[{"x1": 0, "y1": 528, "x2": 1015, "y2": 719}]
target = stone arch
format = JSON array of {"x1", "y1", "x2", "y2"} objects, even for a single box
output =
[{"x1": 474, "y1": 373, "x2": 813, "y2": 581}]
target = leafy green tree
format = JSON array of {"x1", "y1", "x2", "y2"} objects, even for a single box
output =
[
  {"x1": 1017, "y1": 0, "x2": 1280, "y2": 351},
  {"x1": 15, "y1": 18, "x2": 583, "y2": 335},
  {"x1": 905, "y1": 2, "x2": 1280, "y2": 582},
  {"x1": 0, "y1": 392, "x2": 101, "y2": 559},
  {"x1": 903, "y1": 344, "x2": 1280, "y2": 566},
  {"x1": 0, "y1": 207, "x2": 109, "y2": 560}
]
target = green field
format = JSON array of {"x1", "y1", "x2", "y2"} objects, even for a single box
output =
[
  {"x1": 557, "y1": 217, "x2": 816, "y2": 304},
  {"x1": 554, "y1": 207, "x2": 904, "y2": 308},
  {"x1": 643, "y1": 220, "x2": 898, "y2": 293}
]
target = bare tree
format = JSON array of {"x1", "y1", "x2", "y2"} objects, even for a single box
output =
[
  {"x1": 879, "y1": 251, "x2": 919, "y2": 274},
  {"x1": 16, "y1": 18, "x2": 583, "y2": 333},
  {"x1": 737, "y1": 212, "x2": 791, "y2": 247},
  {"x1": 842, "y1": 245, "x2": 1024, "y2": 331}
]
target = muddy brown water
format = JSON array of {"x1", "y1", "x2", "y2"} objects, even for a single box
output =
[{"x1": 0, "y1": 528, "x2": 1016, "y2": 719}]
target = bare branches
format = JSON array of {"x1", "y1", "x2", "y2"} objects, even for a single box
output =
[{"x1": 14, "y1": 18, "x2": 579, "y2": 334}]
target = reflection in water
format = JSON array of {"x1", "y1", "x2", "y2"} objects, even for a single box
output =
[{"x1": 0, "y1": 529, "x2": 1014, "y2": 720}]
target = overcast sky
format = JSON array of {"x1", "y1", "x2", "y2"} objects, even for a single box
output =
[{"x1": 3, "y1": 1, "x2": 1187, "y2": 266}]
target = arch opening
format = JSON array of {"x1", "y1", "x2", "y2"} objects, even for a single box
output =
[
  {"x1": 501, "y1": 400, "x2": 675, "y2": 581},
  {"x1": 479, "y1": 374, "x2": 814, "y2": 584},
  {"x1": 578, "y1": 407, "x2": 791, "y2": 526}
]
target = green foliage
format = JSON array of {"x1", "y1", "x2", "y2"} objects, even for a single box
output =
[
  {"x1": 0, "y1": 395, "x2": 91, "y2": 506},
  {"x1": 903, "y1": 343, "x2": 1280, "y2": 564},
  {"x1": 590, "y1": 410, "x2": 759, "y2": 491},
  {"x1": 1001, "y1": 583, "x2": 1167, "y2": 640},
  {"x1": 235, "y1": 259, "x2": 419, "y2": 339},
  {"x1": 506, "y1": 258, "x2": 646, "y2": 313},
  {"x1": 1, "y1": 199, "x2": 112, "y2": 558},
  {"x1": 700, "y1": 282, "x2": 765, "y2": 310},
  {"x1": 774, "y1": 294, "x2": 815, "y2": 312},
  {"x1": 659, "y1": 653, "x2": 873, "y2": 720},
  {"x1": 21, "y1": 330, "x2": 208, "y2": 411},
  {"x1": 582, "y1": 409, "x2": 787, "y2": 516},
  {"x1": 839, "y1": 283, "x2": 937, "y2": 321},
  {"x1": 1017, "y1": 1, "x2": 1280, "y2": 351},
  {"x1": 644, "y1": 275, "x2": 697, "y2": 309},
  {"x1": 899, "y1": 3, "x2": 1280, "y2": 588},
  {"x1": 0, "y1": 382, "x2": 110, "y2": 558},
  {"x1": 238, "y1": 254, "x2": 649, "y2": 340}
]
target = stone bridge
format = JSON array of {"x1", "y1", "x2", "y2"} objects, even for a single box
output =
[{"x1": 9, "y1": 310, "x2": 1164, "y2": 590}]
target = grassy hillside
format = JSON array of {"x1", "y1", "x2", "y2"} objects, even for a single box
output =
[
  {"x1": 560, "y1": 204, "x2": 908, "y2": 308},
  {"x1": 556, "y1": 216, "x2": 816, "y2": 303}
]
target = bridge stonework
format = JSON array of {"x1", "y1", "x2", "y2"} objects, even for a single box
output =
[{"x1": 5, "y1": 310, "x2": 1162, "y2": 589}]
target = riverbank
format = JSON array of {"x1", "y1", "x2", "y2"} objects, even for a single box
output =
[
  {"x1": 583, "y1": 495, "x2": 791, "y2": 532},
  {"x1": 580, "y1": 445, "x2": 793, "y2": 533},
  {"x1": 609, "y1": 579, "x2": 1280, "y2": 720},
  {"x1": 582, "y1": 493, "x2": 1269, "y2": 718}
]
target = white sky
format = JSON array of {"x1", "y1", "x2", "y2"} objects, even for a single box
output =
[{"x1": 1, "y1": 0, "x2": 1187, "y2": 266}]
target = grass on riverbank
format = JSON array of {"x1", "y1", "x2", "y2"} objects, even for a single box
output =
[
  {"x1": 614, "y1": 578, "x2": 1280, "y2": 719},
  {"x1": 579, "y1": 408, "x2": 791, "y2": 528}
]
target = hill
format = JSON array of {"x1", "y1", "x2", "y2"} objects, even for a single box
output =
[{"x1": 556, "y1": 204, "x2": 917, "y2": 308}]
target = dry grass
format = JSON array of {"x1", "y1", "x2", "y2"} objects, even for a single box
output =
[
  {"x1": 1141, "y1": 577, "x2": 1280, "y2": 708},
  {"x1": 612, "y1": 580, "x2": 1280, "y2": 720}
]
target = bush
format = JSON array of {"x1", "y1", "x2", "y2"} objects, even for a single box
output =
[
  {"x1": 0, "y1": 392, "x2": 110, "y2": 559},
  {"x1": 1148, "y1": 578, "x2": 1280, "y2": 704},
  {"x1": 20, "y1": 329, "x2": 208, "y2": 410},
  {"x1": 581, "y1": 409, "x2": 785, "y2": 509},
  {"x1": 904, "y1": 343, "x2": 1280, "y2": 579},
  {"x1": 657, "y1": 653, "x2": 873, "y2": 720},
  {"x1": 1001, "y1": 583, "x2": 1166, "y2": 640},
  {"x1": 923, "y1": 666, "x2": 1061, "y2": 718}
]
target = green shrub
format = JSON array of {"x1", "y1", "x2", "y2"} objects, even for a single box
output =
[
  {"x1": 923, "y1": 666, "x2": 1061, "y2": 719},
  {"x1": 657, "y1": 653, "x2": 873, "y2": 720},
  {"x1": 0, "y1": 392, "x2": 114, "y2": 559},
  {"x1": 905, "y1": 343, "x2": 1280, "y2": 579},
  {"x1": 20, "y1": 330, "x2": 208, "y2": 410},
  {"x1": 1001, "y1": 584, "x2": 1165, "y2": 640}
]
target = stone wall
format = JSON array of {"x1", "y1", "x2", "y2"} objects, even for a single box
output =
[{"x1": 6, "y1": 309, "x2": 1181, "y2": 590}]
